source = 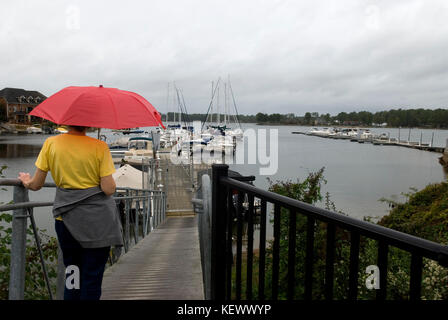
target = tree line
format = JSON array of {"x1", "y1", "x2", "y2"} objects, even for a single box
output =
[
  {"x1": 333, "y1": 109, "x2": 448, "y2": 128},
  {"x1": 257, "y1": 109, "x2": 448, "y2": 128},
  {"x1": 162, "y1": 108, "x2": 448, "y2": 128}
]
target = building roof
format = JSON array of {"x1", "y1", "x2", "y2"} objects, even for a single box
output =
[{"x1": 0, "y1": 87, "x2": 47, "y2": 104}]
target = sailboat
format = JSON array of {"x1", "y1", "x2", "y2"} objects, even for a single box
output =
[
  {"x1": 159, "y1": 82, "x2": 191, "y2": 149},
  {"x1": 200, "y1": 77, "x2": 242, "y2": 154},
  {"x1": 159, "y1": 82, "x2": 200, "y2": 163}
]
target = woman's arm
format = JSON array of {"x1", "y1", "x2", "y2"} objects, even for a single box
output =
[
  {"x1": 18, "y1": 169, "x2": 48, "y2": 191},
  {"x1": 100, "y1": 174, "x2": 116, "y2": 196}
]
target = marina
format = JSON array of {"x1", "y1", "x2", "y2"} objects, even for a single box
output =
[
  {"x1": 1, "y1": 124, "x2": 447, "y2": 229},
  {"x1": 1, "y1": 123, "x2": 448, "y2": 301},
  {"x1": 1, "y1": 89, "x2": 448, "y2": 300}
]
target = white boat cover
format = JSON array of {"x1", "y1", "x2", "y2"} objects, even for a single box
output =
[{"x1": 112, "y1": 164, "x2": 147, "y2": 189}]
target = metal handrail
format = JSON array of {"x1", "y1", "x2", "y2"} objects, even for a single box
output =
[
  {"x1": 0, "y1": 179, "x2": 56, "y2": 187},
  {"x1": 220, "y1": 176, "x2": 448, "y2": 263},
  {"x1": 0, "y1": 178, "x2": 167, "y2": 300},
  {"x1": 0, "y1": 201, "x2": 54, "y2": 211}
]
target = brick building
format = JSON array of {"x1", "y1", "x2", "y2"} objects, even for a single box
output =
[{"x1": 0, "y1": 87, "x2": 47, "y2": 124}]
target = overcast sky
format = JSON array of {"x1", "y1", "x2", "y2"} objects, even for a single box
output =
[{"x1": 2, "y1": 0, "x2": 448, "y2": 115}]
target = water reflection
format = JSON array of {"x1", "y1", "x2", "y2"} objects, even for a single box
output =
[{"x1": 0, "y1": 144, "x2": 42, "y2": 158}]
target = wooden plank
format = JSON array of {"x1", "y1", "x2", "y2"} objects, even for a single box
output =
[{"x1": 101, "y1": 216, "x2": 204, "y2": 300}]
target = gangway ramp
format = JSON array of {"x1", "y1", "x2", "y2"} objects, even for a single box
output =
[{"x1": 101, "y1": 216, "x2": 203, "y2": 300}]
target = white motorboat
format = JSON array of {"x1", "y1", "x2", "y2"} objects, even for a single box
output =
[
  {"x1": 55, "y1": 127, "x2": 68, "y2": 134},
  {"x1": 334, "y1": 128, "x2": 359, "y2": 139},
  {"x1": 307, "y1": 127, "x2": 334, "y2": 137},
  {"x1": 225, "y1": 128, "x2": 243, "y2": 140},
  {"x1": 108, "y1": 137, "x2": 130, "y2": 149},
  {"x1": 306, "y1": 128, "x2": 320, "y2": 135},
  {"x1": 123, "y1": 137, "x2": 154, "y2": 168},
  {"x1": 180, "y1": 138, "x2": 208, "y2": 154},
  {"x1": 202, "y1": 135, "x2": 235, "y2": 154},
  {"x1": 26, "y1": 126, "x2": 43, "y2": 134},
  {"x1": 359, "y1": 129, "x2": 373, "y2": 140}
]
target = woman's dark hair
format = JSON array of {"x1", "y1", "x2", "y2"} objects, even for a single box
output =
[{"x1": 69, "y1": 125, "x2": 88, "y2": 132}]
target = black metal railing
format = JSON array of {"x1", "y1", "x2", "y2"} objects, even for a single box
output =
[{"x1": 209, "y1": 164, "x2": 448, "y2": 300}]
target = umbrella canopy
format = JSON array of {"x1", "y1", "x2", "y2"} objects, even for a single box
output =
[{"x1": 29, "y1": 85, "x2": 165, "y2": 129}]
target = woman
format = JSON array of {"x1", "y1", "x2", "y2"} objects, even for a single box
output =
[{"x1": 18, "y1": 125, "x2": 123, "y2": 300}]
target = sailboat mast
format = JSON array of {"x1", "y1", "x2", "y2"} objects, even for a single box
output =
[
  {"x1": 224, "y1": 82, "x2": 227, "y2": 125},
  {"x1": 166, "y1": 82, "x2": 170, "y2": 123},
  {"x1": 228, "y1": 77, "x2": 242, "y2": 130},
  {"x1": 217, "y1": 82, "x2": 220, "y2": 125},
  {"x1": 178, "y1": 90, "x2": 182, "y2": 125},
  {"x1": 172, "y1": 82, "x2": 177, "y2": 124},
  {"x1": 211, "y1": 81, "x2": 214, "y2": 125}
]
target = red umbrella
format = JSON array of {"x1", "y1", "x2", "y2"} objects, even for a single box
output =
[{"x1": 29, "y1": 85, "x2": 165, "y2": 129}]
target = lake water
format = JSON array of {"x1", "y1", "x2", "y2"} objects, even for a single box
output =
[
  {"x1": 0, "y1": 125, "x2": 447, "y2": 237},
  {"x1": 231, "y1": 125, "x2": 448, "y2": 220}
]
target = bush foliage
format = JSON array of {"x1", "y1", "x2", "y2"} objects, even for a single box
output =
[{"x1": 237, "y1": 169, "x2": 448, "y2": 300}]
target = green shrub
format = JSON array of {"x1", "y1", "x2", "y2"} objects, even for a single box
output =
[{"x1": 234, "y1": 169, "x2": 448, "y2": 300}]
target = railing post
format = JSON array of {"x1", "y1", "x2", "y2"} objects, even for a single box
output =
[
  {"x1": 163, "y1": 192, "x2": 167, "y2": 222},
  {"x1": 210, "y1": 164, "x2": 228, "y2": 300},
  {"x1": 56, "y1": 245, "x2": 65, "y2": 300},
  {"x1": 201, "y1": 174, "x2": 212, "y2": 300},
  {"x1": 147, "y1": 191, "x2": 151, "y2": 230},
  {"x1": 9, "y1": 185, "x2": 29, "y2": 300},
  {"x1": 134, "y1": 194, "x2": 139, "y2": 244},
  {"x1": 125, "y1": 189, "x2": 130, "y2": 249}
]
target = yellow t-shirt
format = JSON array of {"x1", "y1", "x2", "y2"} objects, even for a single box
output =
[{"x1": 35, "y1": 134, "x2": 116, "y2": 220}]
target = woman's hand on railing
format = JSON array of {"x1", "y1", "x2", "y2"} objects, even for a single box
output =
[
  {"x1": 18, "y1": 169, "x2": 48, "y2": 191},
  {"x1": 18, "y1": 172, "x2": 32, "y2": 188}
]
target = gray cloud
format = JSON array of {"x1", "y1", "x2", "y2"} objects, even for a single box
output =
[{"x1": 1, "y1": 0, "x2": 448, "y2": 116}]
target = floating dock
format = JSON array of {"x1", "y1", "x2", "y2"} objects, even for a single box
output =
[{"x1": 292, "y1": 131, "x2": 445, "y2": 153}]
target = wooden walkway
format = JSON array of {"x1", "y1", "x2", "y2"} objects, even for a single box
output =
[
  {"x1": 101, "y1": 215, "x2": 204, "y2": 300},
  {"x1": 158, "y1": 154, "x2": 210, "y2": 216},
  {"x1": 162, "y1": 159, "x2": 194, "y2": 214}
]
